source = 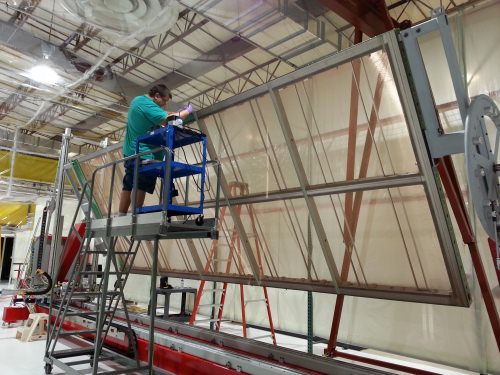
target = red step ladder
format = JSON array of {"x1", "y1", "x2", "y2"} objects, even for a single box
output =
[{"x1": 189, "y1": 182, "x2": 277, "y2": 345}]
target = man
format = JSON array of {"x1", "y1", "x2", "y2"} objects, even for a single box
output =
[{"x1": 118, "y1": 84, "x2": 193, "y2": 215}]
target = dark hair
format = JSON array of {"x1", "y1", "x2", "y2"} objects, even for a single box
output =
[{"x1": 149, "y1": 84, "x2": 172, "y2": 99}]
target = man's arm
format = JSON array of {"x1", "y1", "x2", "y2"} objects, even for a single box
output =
[
  {"x1": 176, "y1": 105, "x2": 193, "y2": 120},
  {"x1": 158, "y1": 104, "x2": 193, "y2": 126},
  {"x1": 159, "y1": 116, "x2": 169, "y2": 127}
]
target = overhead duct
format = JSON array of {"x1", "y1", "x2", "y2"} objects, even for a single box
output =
[
  {"x1": 0, "y1": 19, "x2": 138, "y2": 93},
  {"x1": 61, "y1": 0, "x2": 180, "y2": 40}
]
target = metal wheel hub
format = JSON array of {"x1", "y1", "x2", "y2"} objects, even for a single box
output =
[{"x1": 465, "y1": 94, "x2": 500, "y2": 251}]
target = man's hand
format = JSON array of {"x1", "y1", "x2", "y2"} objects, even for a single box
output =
[{"x1": 177, "y1": 104, "x2": 194, "y2": 120}]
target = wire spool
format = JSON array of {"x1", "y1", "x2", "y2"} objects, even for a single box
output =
[
  {"x1": 465, "y1": 94, "x2": 500, "y2": 240},
  {"x1": 61, "y1": 0, "x2": 179, "y2": 39}
]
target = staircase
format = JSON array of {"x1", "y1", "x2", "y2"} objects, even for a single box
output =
[{"x1": 43, "y1": 188, "x2": 147, "y2": 374}]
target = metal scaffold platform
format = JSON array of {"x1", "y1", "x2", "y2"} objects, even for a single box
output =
[
  {"x1": 90, "y1": 212, "x2": 217, "y2": 240},
  {"x1": 43, "y1": 125, "x2": 221, "y2": 374}
]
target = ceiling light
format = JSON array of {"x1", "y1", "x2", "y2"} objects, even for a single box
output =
[{"x1": 25, "y1": 65, "x2": 61, "y2": 85}]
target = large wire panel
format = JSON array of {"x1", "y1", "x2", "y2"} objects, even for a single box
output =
[{"x1": 77, "y1": 33, "x2": 468, "y2": 306}]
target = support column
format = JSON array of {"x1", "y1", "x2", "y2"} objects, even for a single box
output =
[
  {"x1": 307, "y1": 216, "x2": 313, "y2": 354},
  {"x1": 49, "y1": 128, "x2": 72, "y2": 275},
  {"x1": 326, "y1": 29, "x2": 389, "y2": 355},
  {"x1": 436, "y1": 156, "x2": 500, "y2": 350}
]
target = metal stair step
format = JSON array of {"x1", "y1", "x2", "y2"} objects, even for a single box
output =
[
  {"x1": 52, "y1": 347, "x2": 95, "y2": 358},
  {"x1": 245, "y1": 299, "x2": 266, "y2": 304},
  {"x1": 197, "y1": 303, "x2": 222, "y2": 307},
  {"x1": 64, "y1": 310, "x2": 113, "y2": 317},
  {"x1": 65, "y1": 355, "x2": 115, "y2": 366},
  {"x1": 249, "y1": 334, "x2": 273, "y2": 340},
  {"x1": 202, "y1": 288, "x2": 225, "y2": 293}
]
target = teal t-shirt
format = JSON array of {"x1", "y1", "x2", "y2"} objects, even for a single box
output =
[{"x1": 123, "y1": 95, "x2": 168, "y2": 160}]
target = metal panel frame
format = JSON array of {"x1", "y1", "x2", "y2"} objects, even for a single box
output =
[
  {"x1": 69, "y1": 27, "x2": 471, "y2": 305},
  {"x1": 202, "y1": 174, "x2": 424, "y2": 208},
  {"x1": 398, "y1": 11, "x2": 468, "y2": 158},
  {"x1": 385, "y1": 29, "x2": 470, "y2": 306},
  {"x1": 130, "y1": 267, "x2": 456, "y2": 305},
  {"x1": 196, "y1": 35, "x2": 385, "y2": 119},
  {"x1": 194, "y1": 28, "x2": 469, "y2": 305}
]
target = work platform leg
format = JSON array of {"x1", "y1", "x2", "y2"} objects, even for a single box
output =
[{"x1": 148, "y1": 238, "x2": 159, "y2": 374}]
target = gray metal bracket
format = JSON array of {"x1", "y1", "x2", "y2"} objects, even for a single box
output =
[{"x1": 399, "y1": 9, "x2": 469, "y2": 158}]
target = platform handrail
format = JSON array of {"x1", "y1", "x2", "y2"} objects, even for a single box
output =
[
  {"x1": 88, "y1": 146, "x2": 171, "y2": 218},
  {"x1": 84, "y1": 145, "x2": 221, "y2": 224}
]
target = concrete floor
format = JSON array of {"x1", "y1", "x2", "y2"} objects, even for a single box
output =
[
  {"x1": 0, "y1": 283, "x2": 140, "y2": 375},
  {"x1": 0, "y1": 282, "x2": 477, "y2": 375},
  {"x1": 0, "y1": 290, "x2": 65, "y2": 375}
]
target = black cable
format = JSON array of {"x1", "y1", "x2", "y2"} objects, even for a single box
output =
[
  {"x1": 179, "y1": 144, "x2": 211, "y2": 194},
  {"x1": 182, "y1": 125, "x2": 203, "y2": 135},
  {"x1": 23, "y1": 270, "x2": 52, "y2": 296}
]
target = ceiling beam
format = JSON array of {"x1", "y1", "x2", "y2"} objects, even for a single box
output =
[
  {"x1": 317, "y1": 0, "x2": 394, "y2": 37},
  {"x1": 0, "y1": 80, "x2": 36, "y2": 121},
  {"x1": 8, "y1": 0, "x2": 41, "y2": 27},
  {"x1": 24, "y1": 83, "x2": 93, "y2": 133}
]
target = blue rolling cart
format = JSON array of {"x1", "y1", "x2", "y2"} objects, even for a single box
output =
[{"x1": 134, "y1": 124, "x2": 207, "y2": 216}]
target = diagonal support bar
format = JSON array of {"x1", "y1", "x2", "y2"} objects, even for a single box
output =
[
  {"x1": 268, "y1": 87, "x2": 340, "y2": 291},
  {"x1": 196, "y1": 117, "x2": 262, "y2": 283}
]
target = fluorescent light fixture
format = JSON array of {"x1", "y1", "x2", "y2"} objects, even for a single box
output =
[{"x1": 26, "y1": 65, "x2": 61, "y2": 85}]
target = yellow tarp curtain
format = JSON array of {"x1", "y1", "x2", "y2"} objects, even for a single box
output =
[
  {"x1": 0, "y1": 150, "x2": 58, "y2": 183},
  {"x1": 0, "y1": 202, "x2": 36, "y2": 226}
]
